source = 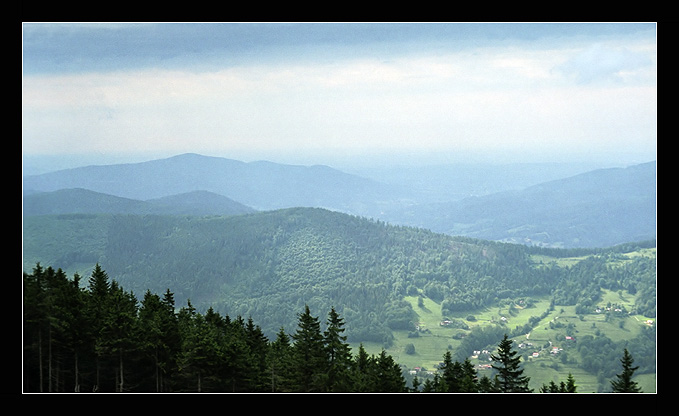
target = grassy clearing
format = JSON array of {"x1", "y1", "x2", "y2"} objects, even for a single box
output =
[{"x1": 353, "y1": 287, "x2": 655, "y2": 393}]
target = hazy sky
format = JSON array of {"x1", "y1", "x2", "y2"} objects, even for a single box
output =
[{"x1": 22, "y1": 23, "x2": 657, "y2": 170}]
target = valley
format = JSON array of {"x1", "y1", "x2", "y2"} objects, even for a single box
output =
[
  {"x1": 22, "y1": 154, "x2": 657, "y2": 393},
  {"x1": 361, "y1": 283, "x2": 655, "y2": 393}
]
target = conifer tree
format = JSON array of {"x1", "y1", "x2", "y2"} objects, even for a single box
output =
[
  {"x1": 373, "y1": 349, "x2": 406, "y2": 392},
  {"x1": 610, "y1": 348, "x2": 642, "y2": 392},
  {"x1": 86, "y1": 264, "x2": 113, "y2": 392},
  {"x1": 59, "y1": 271, "x2": 88, "y2": 392},
  {"x1": 540, "y1": 373, "x2": 577, "y2": 393},
  {"x1": 218, "y1": 314, "x2": 250, "y2": 392},
  {"x1": 138, "y1": 290, "x2": 179, "y2": 392},
  {"x1": 23, "y1": 265, "x2": 47, "y2": 392},
  {"x1": 100, "y1": 281, "x2": 138, "y2": 392},
  {"x1": 351, "y1": 344, "x2": 374, "y2": 392},
  {"x1": 245, "y1": 317, "x2": 270, "y2": 392},
  {"x1": 268, "y1": 327, "x2": 294, "y2": 392},
  {"x1": 158, "y1": 289, "x2": 181, "y2": 391},
  {"x1": 189, "y1": 309, "x2": 228, "y2": 392},
  {"x1": 176, "y1": 300, "x2": 202, "y2": 391},
  {"x1": 459, "y1": 357, "x2": 479, "y2": 392},
  {"x1": 490, "y1": 334, "x2": 532, "y2": 392},
  {"x1": 291, "y1": 305, "x2": 327, "y2": 392},
  {"x1": 477, "y1": 374, "x2": 498, "y2": 393},
  {"x1": 421, "y1": 373, "x2": 443, "y2": 392},
  {"x1": 439, "y1": 351, "x2": 459, "y2": 392},
  {"x1": 323, "y1": 307, "x2": 353, "y2": 392},
  {"x1": 410, "y1": 375, "x2": 421, "y2": 392}
]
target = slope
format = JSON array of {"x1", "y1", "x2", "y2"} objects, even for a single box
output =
[
  {"x1": 23, "y1": 188, "x2": 256, "y2": 217},
  {"x1": 22, "y1": 207, "x2": 655, "y2": 343},
  {"x1": 385, "y1": 161, "x2": 656, "y2": 248},
  {"x1": 22, "y1": 208, "x2": 549, "y2": 339},
  {"x1": 22, "y1": 207, "x2": 656, "y2": 391},
  {"x1": 22, "y1": 153, "x2": 400, "y2": 216}
]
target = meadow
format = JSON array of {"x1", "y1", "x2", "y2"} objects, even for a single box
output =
[{"x1": 356, "y1": 286, "x2": 656, "y2": 392}]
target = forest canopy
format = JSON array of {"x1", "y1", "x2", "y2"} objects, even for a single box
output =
[{"x1": 23, "y1": 262, "x2": 651, "y2": 393}]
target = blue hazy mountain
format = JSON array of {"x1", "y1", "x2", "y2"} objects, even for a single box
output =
[
  {"x1": 381, "y1": 161, "x2": 656, "y2": 248},
  {"x1": 23, "y1": 188, "x2": 255, "y2": 217},
  {"x1": 22, "y1": 153, "x2": 656, "y2": 248},
  {"x1": 22, "y1": 153, "x2": 397, "y2": 216}
]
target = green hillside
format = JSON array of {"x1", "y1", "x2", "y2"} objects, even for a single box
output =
[{"x1": 22, "y1": 208, "x2": 656, "y2": 392}]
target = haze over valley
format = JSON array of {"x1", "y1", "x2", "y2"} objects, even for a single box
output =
[
  {"x1": 22, "y1": 22, "x2": 656, "y2": 393},
  {"x1": 23, "y1": 153, "x2": 655, "y2": 249}
]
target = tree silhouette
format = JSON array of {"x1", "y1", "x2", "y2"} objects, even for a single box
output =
[
  {"x1": 611, "y1": 348, "x2": 642, "y2": 392},
  {"x1": 490, "y1": 334, "x2": 532, "y2": 392}
]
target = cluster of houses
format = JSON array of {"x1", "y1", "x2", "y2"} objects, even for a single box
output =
[
  {"x1": 594, "y1": 306, "x2": 625, "y2": 314},
  {"x1": 516, "y1": 336, "x2": 575, "y2": 359}
]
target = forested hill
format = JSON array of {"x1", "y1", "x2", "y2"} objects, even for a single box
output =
[{"x1": 22, "y1": 207, "x2": 656, "y2": 343}]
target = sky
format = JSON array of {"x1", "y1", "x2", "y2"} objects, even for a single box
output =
[{"x1": 22, "y1": 23, "x2": 657, "y2": 173}]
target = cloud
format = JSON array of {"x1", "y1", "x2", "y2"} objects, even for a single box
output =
[
  {"x1": 557, "y1": 43, "x2": 654, "y2": 84},
  {"x1": 22, "y1": 23, "x2": 657, "y2": 165}
]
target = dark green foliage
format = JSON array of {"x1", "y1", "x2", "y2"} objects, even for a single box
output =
[
  {"x1": 22, "y1": 208, "x2": 606, "y2": 343},
  {"x1": 540, "y1": 373, "x2": 577, "y2": 393},
  {"x1": 23, "y1": 264, "x2": 407, "y2": 393},
  {"x1": 290, "y1": 305, "x2": 327, "y2": 392},
  {"x1": 324, "y1": 307, "x2": 353, "y2": 392},
  {"x1": 610, "y1": 349, "x2": 642, "y2": 393},
  {"x1": 23, "y1": 209, "x2": 656, "y2": 347},
  {"x1": 490, "y1": 334, "x2": 532, "y2": 392},
  {"x1": 437, "y1": 352, "x2": 479, "y2": 392},
  {"x1": 23, "y1": 263, "x2": 650, "y2": 393}
]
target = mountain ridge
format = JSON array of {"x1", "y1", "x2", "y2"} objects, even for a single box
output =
[
  {"x1": 22, "y1": 153, "x2": 656, "y2": 248},
  {"x1": 23, "y1": 187, "x2": 256, "y2": 217},
  {"x1": 22, "y1": 153, "x2": 397, "y2": 215},
  {"x1": 22, "y1": 206, "x2": 656, "y2": 344},
  {"x1": 381, "y1": 161, "x2": 656, "y2": 248}
]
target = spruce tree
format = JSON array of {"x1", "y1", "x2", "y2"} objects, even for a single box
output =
[
  {"x1": 220, "y1": 315, "x2": 250, "y2": 392},
  {"x1": 373, "y1": 349, "x2": 406, "y2": 392},
  {"x1": 291, "y1": 305, "x2": 327, "y2": 392},
  {"x1": 351, "y1": 344, "x2": 374, "y2": 392},
  {"x1": 490, "y1": 334, "x2": 532, "y2": 392},
  {"x1": 59, "y1": 272, "x2": 88, "y2": 392},
  {"x1": 540, "y1": 373, "x2": 577, "y2": 393},
  {"x1": 158, "y1": 289, "x2": 180, "y2": 392},
  {"x1": 477, "y1": 374, "x2": 498, "y2": 393},
  {"x1": 244, "y1": 317, "x2": 270, "y2": 392},
  {"x1": 459, "y1": 358, "x2": 479, "y2": 392},
  {"x1": 138, "y1": 290, "x2": 177, "y2": 392},
  {"x1": 99, "y1": 281, "x2": 138, "y2": 392},
  {"x1": 86, "y1": 264, "x2": 113, "y2": 392},
  {"x1": 323, "y1": 307, "x2": 353, "y2": 392},
  {"x1": 610, "y1": 348, "x2": 642, "y2": 392},
  {"x1": 439, "y1": 351, "x2": 459, "y2": 392},
  {"x1": 268, "y1": 327, "x2": 294, "y2": 392},
  {"x1": 23, "y1": 265, "x2": 47, "y2": 392}
]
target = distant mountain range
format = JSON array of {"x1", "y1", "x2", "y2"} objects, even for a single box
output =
[
  {"x1": 382, "y1": 161, "x2": 657, "y2": 248},
  {"x1": 23, "y1": 188, "x2": 255, "y2": 217},
  {"x1": 22, "y1": 153, "x2": 656, "y2": 248},
  {"x1": 22, "y1": 153, "x2": 396, "y2": 215}
]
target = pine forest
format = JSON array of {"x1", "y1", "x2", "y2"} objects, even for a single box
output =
[{"x1": 23, "y1": 263, "x2": 648, "y2": 393}]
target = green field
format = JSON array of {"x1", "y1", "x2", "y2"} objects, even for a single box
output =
[{"x1": 355, "y1": 287, "x2": 656, "y2": 393}]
